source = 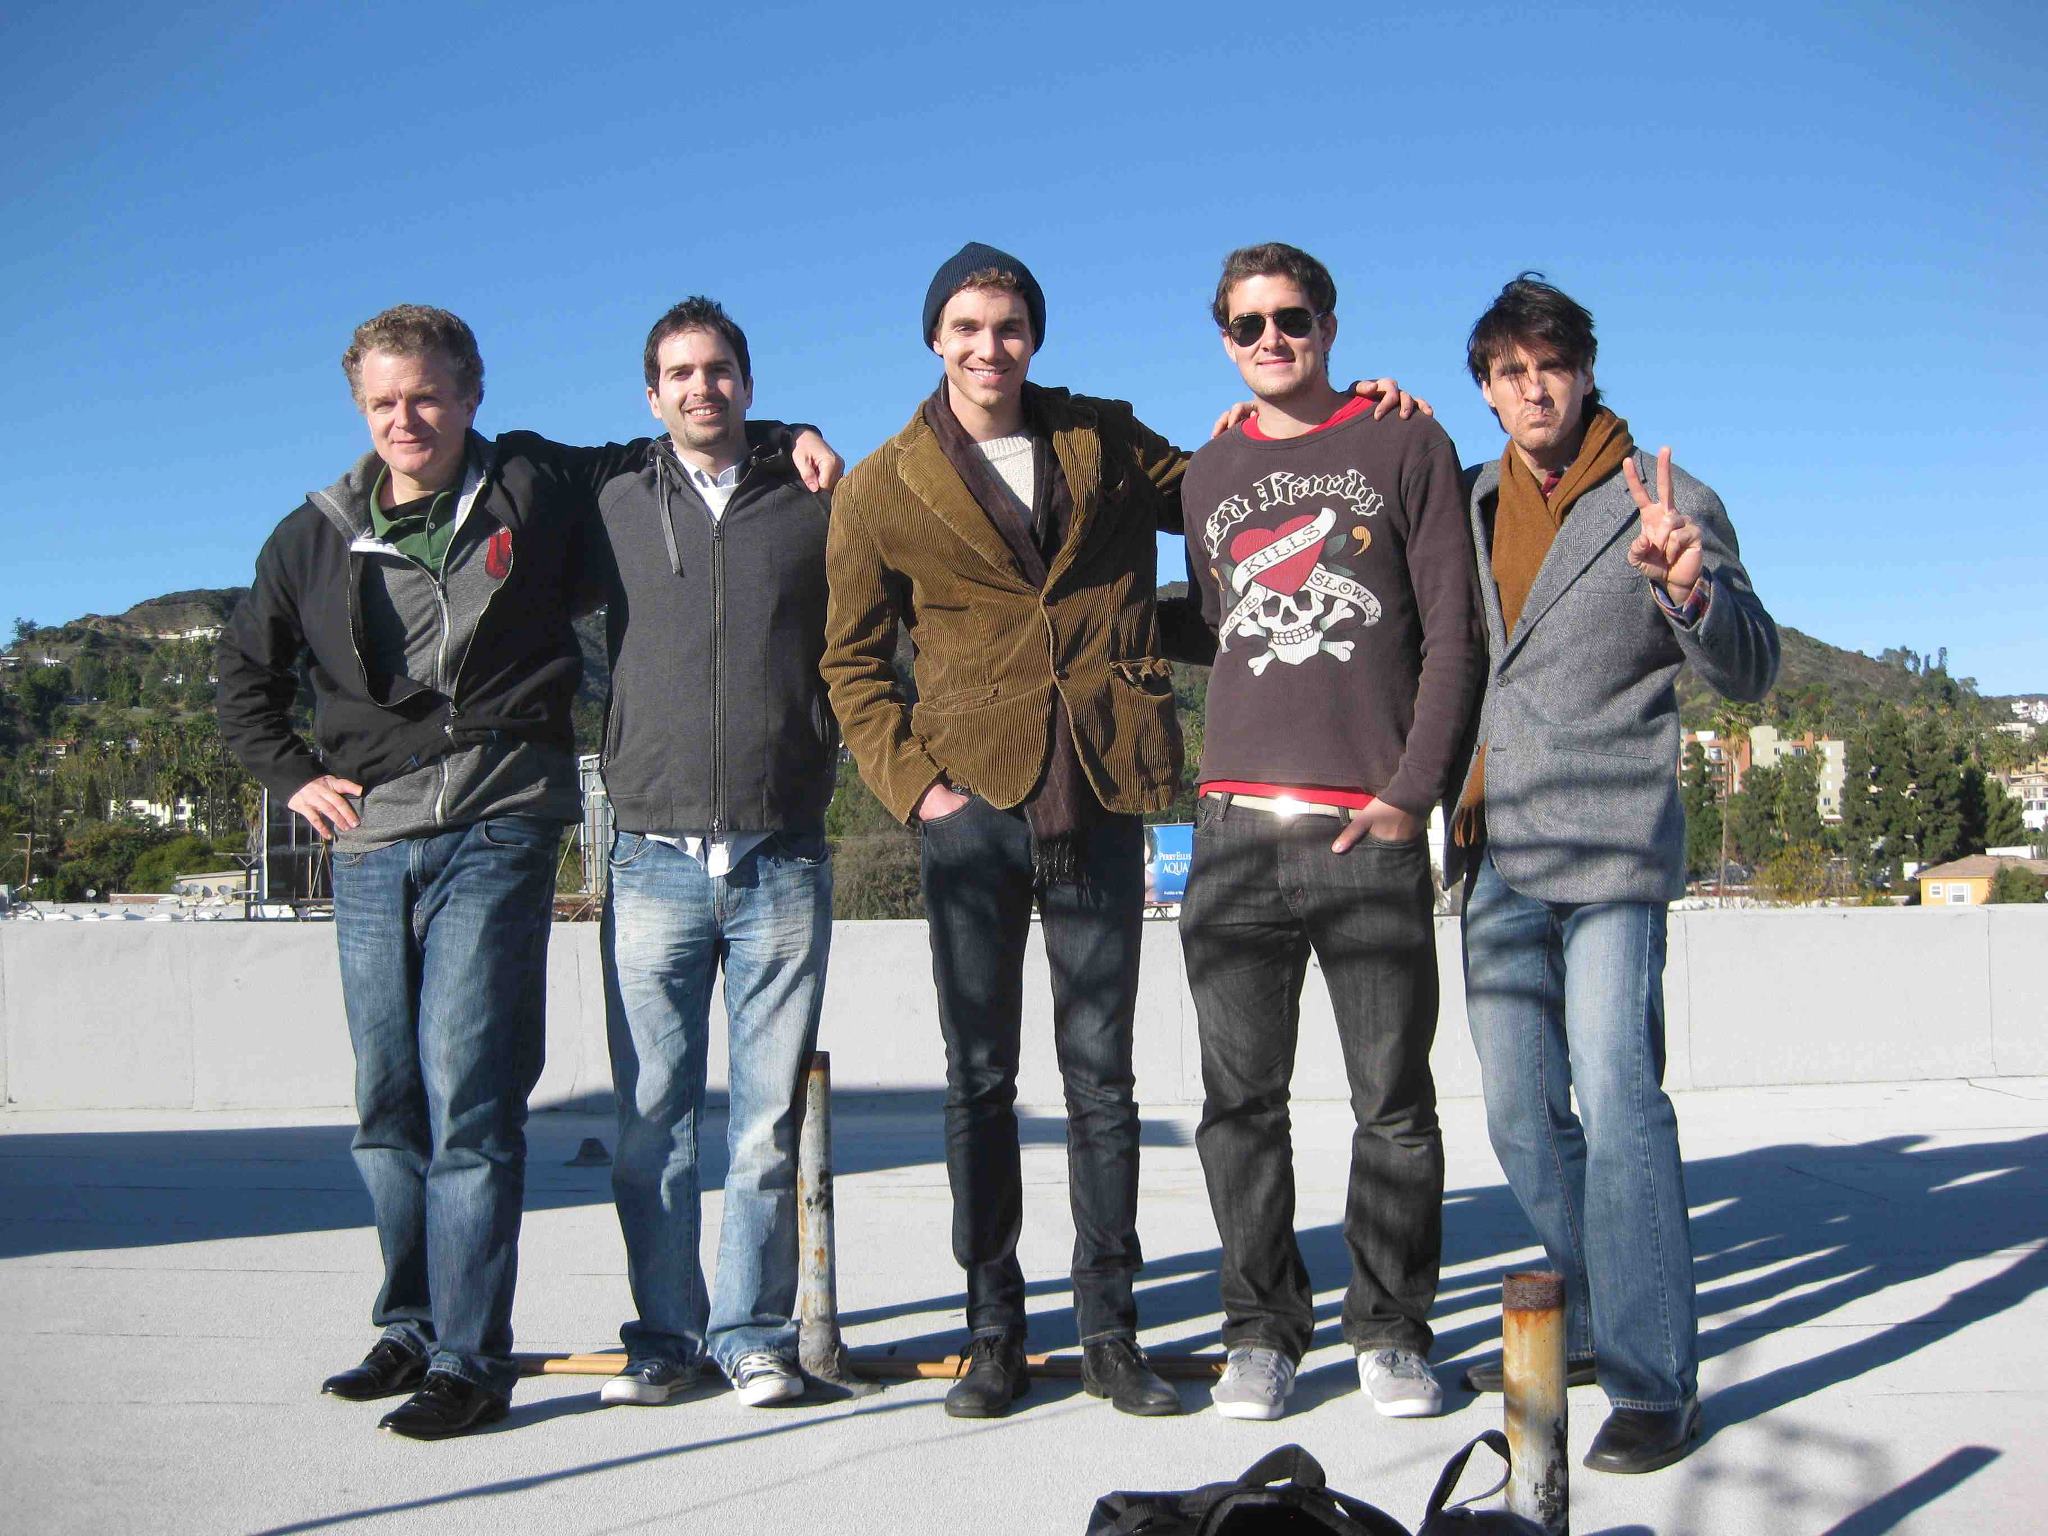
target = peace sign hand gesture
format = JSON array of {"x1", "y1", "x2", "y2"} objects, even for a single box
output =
[{"x1": 1624, "y1": 445, "x2": 1704, "y2": 605}]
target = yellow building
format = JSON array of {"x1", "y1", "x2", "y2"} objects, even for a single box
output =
[{"x1": 1917, "y1": 855, "x2": 2048, "y2": 907}]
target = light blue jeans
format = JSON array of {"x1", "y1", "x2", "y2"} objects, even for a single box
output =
[
  {"x1": 330, "y1": 814, "x2": 562, "y2": 1396},
  {"x1": 1461, "y1": 849, "x2": 1698, "y2": 1411},
  {"x1": 601, "y1": 830, "x2": 832, "y2": 1375}
]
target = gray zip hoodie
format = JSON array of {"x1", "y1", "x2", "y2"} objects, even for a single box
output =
[{"x1": 310, "y1": 445, "x2": 581, "y2": 851}]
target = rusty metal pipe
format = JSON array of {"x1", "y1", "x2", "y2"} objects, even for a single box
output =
[
  {"x1": 1503, "y1": 1270, "x2": 1570, "y2": 1534},
  {"x1": 794, "y1": 1050, "x2": 880, "y2": 1394}
]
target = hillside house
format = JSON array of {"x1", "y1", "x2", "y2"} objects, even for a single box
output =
[{"x1": 1917, "y1": 854, "x2": 2048, "y2": 906}]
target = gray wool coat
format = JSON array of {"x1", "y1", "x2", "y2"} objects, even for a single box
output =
[{"x1": 1449, "y1": 449, "x2": 1780, "y2": 904}]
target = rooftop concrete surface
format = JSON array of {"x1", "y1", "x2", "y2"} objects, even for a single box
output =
[{"x1": 4, "y1": 1078, "x2": 2044, "y2": 1535}]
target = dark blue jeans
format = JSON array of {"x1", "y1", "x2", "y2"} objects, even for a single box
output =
[
  {"x1": 919, "y1": 798, "x2": 1145, "y2": 1343},
  {"x1": 329, "y1": 814, "x2": 561, "y2": 1395},
  {"x1": 1179, "y1": 796, "x2": 1443, "y2": 1360}
]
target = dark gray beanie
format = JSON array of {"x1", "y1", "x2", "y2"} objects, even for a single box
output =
[{"x1": 922, "y1": 242, "x2": 1046, "y2": 350}]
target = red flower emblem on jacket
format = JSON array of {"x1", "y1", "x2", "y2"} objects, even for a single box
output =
[{"x1": 485, "y1": 527, "x2": 513, "y2": 580}]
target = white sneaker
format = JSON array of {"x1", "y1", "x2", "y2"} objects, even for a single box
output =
[
  {"x1": 1359, "y1": 1348, "x2": 1442, "y2": 1418},
  {"x1": 599, "y1": 1358, "x2": 699, "y2": 1406},
  {"x1": 728, "y1": 1352, "x2": 804, "y2": 1406},
  {"x1": 1211, "y1": 1345, "x2": 1296, "y2": 1421}
]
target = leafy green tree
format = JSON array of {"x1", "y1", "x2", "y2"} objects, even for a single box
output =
[
  {"x1": 1757, "y1": 842, "x2": 1829, "y2": 905},
  {"x1": 1679, "y1": 739, "x2": 1721, "y2": 879},
  {"x1": 48, "y1": 819, "x2": 168, "y2": 900},
  {"x1": 1965, "y1": 769, "x2": 2028, "y2": 853},
  {"x1": 1909, "y1": 717, "x2": 1967, "y2": 867},
  {"x1": 1988, "y1": 865, "x2": 2047, "y2": 905},
  {"x1": 73, "y1": 654, "x2": 109, "y2": 701},
  {"x1": 1724, "y1": 766, "x2": 1782, "y2": 865},
  {"x1": 19, "y1": 668, "x2": 68, "y2": 733},
  {"x1": 127, "y1": 835, "x2": 221, "y2": 893},
  {"x1": 1773, "y1": 749, "x2": 1828, "y2": 849},
  {"x1": 10, "y1": 617, "x2": 35, "y2": 646},
  {"x1": 1842, "y1": 706, "x2": 1915, "y2": 884}
]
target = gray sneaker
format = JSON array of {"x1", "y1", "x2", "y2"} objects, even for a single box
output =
[
  {"x1": 1212, "y1": 1345, "x2": 1296, "y2": 1420},
  {"x1": 600, "y1": 1358, "x2": 700, "y2": 1406},
  {"x1": 1358, "y1": 1348, "x2": 1442, "y2": 1418}
]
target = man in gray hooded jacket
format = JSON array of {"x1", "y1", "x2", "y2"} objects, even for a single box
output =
[{"x1": 219, "y1": 305, "x2": 615, "y2": 1439}]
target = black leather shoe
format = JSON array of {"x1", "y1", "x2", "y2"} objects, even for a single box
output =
[
  {"x1": 322, "y1": 1339, "x2": 429, "y2": 1401},
  {"x1": 945, "y1": 1333, "x2": 1029, "y2": 1418},
  {"x1": 377, "y1": 1372, "x2": 511, "y2": 1439},
  {"x1": 1082, "y1": 1338, "x2": 1182, "y2": 1417},
  {"x1": 1462, "y1": 1353, "x2": 1598, "y2": 1394},
  {"x1": 1583, "y1": 1396, "x2": 1702, "y2": 1474}
]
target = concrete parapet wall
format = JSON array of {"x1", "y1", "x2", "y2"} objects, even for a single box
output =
[{"x1": 1, "y1": 907, "x2": 2042, "y2": 1111}]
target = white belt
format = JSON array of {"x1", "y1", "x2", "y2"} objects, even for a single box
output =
[{"x1": 1203, "y1": 790, "x2": 1357, "y2": 821}]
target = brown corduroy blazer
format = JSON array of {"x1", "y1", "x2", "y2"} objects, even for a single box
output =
[{"x1": 823, "y1": 386, "x2": 1201, "y2": 824}]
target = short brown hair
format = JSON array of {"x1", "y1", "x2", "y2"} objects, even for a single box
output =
[
  {"x1": 342, "y1": 305, "x2": 485, "y2": 407},
  {"x1": 1210, "y1": 243, "x2": 1337, "y2": 330}
]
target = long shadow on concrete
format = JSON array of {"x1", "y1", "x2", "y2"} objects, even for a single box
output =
[
  {"x1": 240, "y1": 1394, "x2": 938, "y2": 1536},
  {"x1": 5, "y1": 1111, "x2": 2043, "y2": 1451},
  {"x1": 843, "y1": 1132, "x2": 2047, "y2": 1404},
  {"x1": 0, "y1": 1092, "x2": 1185, "y2": 1261}
]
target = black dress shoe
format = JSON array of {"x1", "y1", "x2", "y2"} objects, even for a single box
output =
[
  {"x1": 1462, "y1": 1353, "x2": 1598, "y2": 1394},
  {"x1": 378, "y1": 1372, "x2": 511, "y2": 1440},
  {"x1": 945, "y1": 1333, "x2": 1029, "y2": 1418},
  {"x1": 1082, "y1": 1338, "x2": 1182, "y2": 1417},
  {"x1": 322, "y1": 1339, "x2": 429, "y2": 1401},
  {"x1": 1583, "y1": 1396, "x2": 1702, "y2": 1474}
]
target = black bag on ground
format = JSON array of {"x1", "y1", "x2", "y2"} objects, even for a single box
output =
[{"x1": 1083, "y1": 1435, "x2": 1545, "y2": 1535}]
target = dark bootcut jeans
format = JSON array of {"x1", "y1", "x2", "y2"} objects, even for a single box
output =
[
  {"x1": 329, "y1": 814, "x2": 561, "y2": 1396},
  {"x1": 919, "y1": 796, "x2": 1146, "y2": 1344},
  {"x1": 1179, "y1": 795, "x2": 1443, "y2": 1362}
]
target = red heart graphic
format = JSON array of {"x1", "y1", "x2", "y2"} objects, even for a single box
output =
[{"x1": 1230, "y1": 516, "x2": 1322, "y2": 595}]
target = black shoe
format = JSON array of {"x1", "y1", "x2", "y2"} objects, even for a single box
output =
[
  {"x1": 1462, "y1": 1353, "x2": 1598, "y2": 1394},
  {"x1": 322, "y1": 1339, "x2": 429, "y2": 1401},
  {"x1": 1583, "y1": 1396, "x2": 1703, "y2": 1474},
  {"x1": 945, "y1": 1333, "x2": 1029, "y2": 1418},
  {"x1": 378, "y1": 1372, "x2": 511, "y2": 1440},
  {"x1": 1082, "y1": 1338, "x2": 1182, "y2": 1417}
]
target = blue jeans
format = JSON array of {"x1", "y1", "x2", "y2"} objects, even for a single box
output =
[
  {"x1": 601, "y1": 830, "x2": 832, "y2": 1375},
  {"x1": 918, "y1": 798, "x2": 1146, "y2": 1344},
  {"x1": 330, "y1": 814, "x2": 562, "y2": 1396},
  {"x1": 1461, "y1": 848, "x2": 1698, "y2": 1411}
]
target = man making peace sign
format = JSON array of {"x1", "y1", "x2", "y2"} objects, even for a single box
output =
[{"x1": 1448, "y1": 275, "x2": 1779, "y2": 1475}]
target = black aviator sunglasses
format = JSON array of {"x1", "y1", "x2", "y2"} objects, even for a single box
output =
[{"x1": 1225, "y1": 307, "x2": 1324, "y2": 348}]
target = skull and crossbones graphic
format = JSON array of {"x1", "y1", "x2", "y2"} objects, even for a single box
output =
[{"x1": 1220, "y1": 508, "x2": 1381, "y2": 675}]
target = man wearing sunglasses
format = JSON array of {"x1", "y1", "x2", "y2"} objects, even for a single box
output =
[
  {"x1": 1449, "y1": 275, "x2": 1777, "y2": 1474},
  {"x1": 1177, "y1": 243, "x2": 1482, "y2": 1424},
  {"x1": 822, "y1": 242, "x2": 1416, "y2": 1420}
]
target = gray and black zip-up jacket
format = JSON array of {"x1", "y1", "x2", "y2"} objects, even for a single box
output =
[
  {"x1": 219, "y1": 430, "x2": 635, "y2": 849},
  {"x1": 584, "y1": 427, "x2": 837, "y2": 836}
]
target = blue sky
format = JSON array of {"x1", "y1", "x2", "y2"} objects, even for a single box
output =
[{"x1": 4, "y1": 1, "x2": 2043, "y2": 692}]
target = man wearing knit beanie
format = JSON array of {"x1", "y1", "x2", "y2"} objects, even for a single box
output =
[{"x1": 823, "y1": 241, "x2": 1417, "y2": 1420}]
